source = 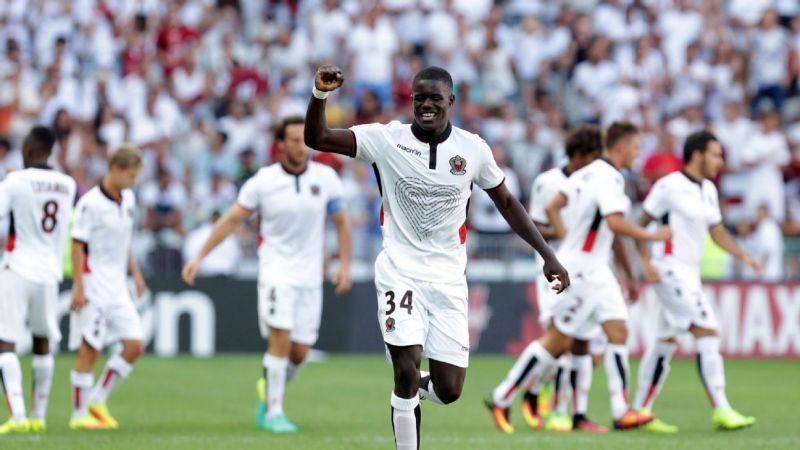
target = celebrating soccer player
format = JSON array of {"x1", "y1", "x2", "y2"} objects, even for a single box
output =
[
  {"x1": 68, "y1": 145, "x2": 147, "y2": 430},
  {"x1": 631, "y1": 130, "x2": 761, "y2": 432},
  {"x1": 304, "y1": 64, "x2": 569, "y2": 449},
  {"x1": 0, "y1": 127, "x2": 76, "y2": 434},
  {"x1": 182, "y1": 116, "x2": 353, "y2": 433}
]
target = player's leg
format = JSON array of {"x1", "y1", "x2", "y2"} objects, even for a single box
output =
[
  {"x1": 28, "y1": 280, "x2": 61, "y2": 430},
  {"x1": 692, "y1": 325, "x2": 755, "y2": 430},
  {"x1": 0, "y1": 270, "x2": 29, "y2": 434},
  {"x1": 388, "y1": 344, "x2": 423, "y2": 450},
  {"x1": 601, "y1": 320, "x2": 653, "y2": 430},
  {"x1": 284, "y1": 285, "x2": 324, "y2": 383},
  {"x1": 486, "y1": 325, "x2": 569, "y2": 433},
  {"x1": 570, "y1": 338, "x2": 606, "y2": 432},
  {"x1": 288, "y1": 343, "x2": 310, "y2": 382},
  {"x1": 256, "y1": 281, "x2": 301, "y2": 432},
  {"x1": 70, "y1": 339, "x2": 105, "y2": 430},
  {"x1": 543, "y1": 354, "x2": 573, "y2": 432},
  {"x1": 86, "y1": 338, "x2": 143, "y2": 429}
]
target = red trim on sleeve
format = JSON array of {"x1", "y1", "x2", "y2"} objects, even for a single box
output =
[{"x1": 5, "y1": 234, "x2": 15, "y2": 252}]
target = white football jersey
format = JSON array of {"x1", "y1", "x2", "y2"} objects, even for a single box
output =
[
  {"x1": 528, "y1": 167, "x2": 569, "y2": 264},
  {"x1": 71, "y1": 185, "x2": 136, "y2": 302},
  {"x1": 0, "y1": 166, "x2": 76, "y2": 284},
  {"x1": 557, "y1": 159, "x2": 630, "y2": 268},
  {"x1": 643, "y1": 171, "x2": 722, "y2": 270},
  {"x1": 350, "y1": 121, "x2": 505, "y2": 283},
  {"x1": 237, "y1": 161, "x2": 345, "y2": 287}
]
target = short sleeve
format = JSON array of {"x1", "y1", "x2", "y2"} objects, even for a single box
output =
[
  {"x1": 706, "y1": 183, "x2": 722, "y2": 226},
  {"x1": 474, "y1": 140, "x2": 505, "y2": 190},
  {"x1": 597, "y1": 172, "x2": 630, "y2": 216},
  {"x1": 349, "y1": 122, "x2": 389, "y2": 164},
  {"x1": 236, "y1": 175, "x2": 260, "y2": 211},
  {"x1": 642, "y1": 178, "x2": 669, "y2": 219},
  {"x1": 71, "y1": 197, "x2": 93, "y2": 242},
  {"x1": 325, "y1": 169, "x2": 345, "y2": 215},
  {"x1": 528, "y1": 178, "x2": 549, "y2": 223}
]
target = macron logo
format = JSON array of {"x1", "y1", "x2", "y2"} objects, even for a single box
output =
[{"x1": 397, "y1": 144, "x2": 423, "y2": 157}]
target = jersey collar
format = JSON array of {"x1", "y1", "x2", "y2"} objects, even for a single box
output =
[
  {"x1": 26, "y1": 163, "x2": 53, "y2": 170},
  {"x1": 411, "y1": 120, "x2": 452, "y2": 144},
  {"x1": 280, "y1": 161, "x2": 308, "y2": 177},
  {"x1": 680, "y1": 170, "x2": 703, "y2": 185},
  {"x1": 98, "y1": 183, "x2": 122, "y2": 204}
]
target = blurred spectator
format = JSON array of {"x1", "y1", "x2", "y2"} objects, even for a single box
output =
[
  {"x1": 0, "y1": 136, "x2": 22, "y2": 178},
  {"x1": 572, "y1": 36, "x2": 618, "y2": 123},
  {"x1": 741, "y1": 110, "x2": 790, "y2": 221},
  {"x1": 235, "y1": 148, "x2": 259, "y2": 188},
  {"x1": 744, "y1": 205, "x2": 785, "y2": 281},
  {"x1": 641, "y1": 132, "x2": 682, "y2": 190},
  {"x1": 141, "y1": 166, "x2": 188, "y2": 235},
  {"x1": 182, "y1": 210, "x2": 242, "y2": 277},
  {"x1": 191, "y1": 171, "x2": 238, "y2": 223},
  {"x1": 750, "y1": 9, "x2": 790, "y2": 113},
  {"x1": 713, "y1": 97, "x2": 754, "y2": 170},
  {"x1": 193, "y1": 129, "x2": 237, "y2": 186},
  {"x1": 347, "y1": 3, "x2": 398, "y2": 108}
]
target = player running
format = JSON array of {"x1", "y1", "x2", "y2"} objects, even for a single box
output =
[
  {"x1": 68, "y1": 145, "x2": 147, "y2": 430},
  {"x1": 182, "y1": 116, "x2": 353, "y2": 434},
  {"x1": 488, "y1": 121, "x2": 670, "y2": 432},
  {"x1": 0, "y1": 127, "x2": 76, "y2": 434},
  {"x1": 632, "y1": 130, "x2": 761, "y2": 432},
  {"x1": 304, "y1": 64, "x2": 569, "y2": 450},
  {"x1": 487, "y1": 125, "x2": 603, "y2": 432}
]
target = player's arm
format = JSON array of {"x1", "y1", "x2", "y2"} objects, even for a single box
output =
[
  {"x1": 71, "y1": 239, "x2": 88, "y2": 312},
  {"x1": 633, "y1": 212, "x2": 662, "y2": 283},
  {"x1": 304, "y1": 65, "x2": 355, "y2": 156},
  {"x1": 128, "y1": 250, "x2": 147, "y2": 298},
  {"x1": 544, "y1": 192, "x2": 568, "y2": 240},
  {"x1": 487, "y1": 183, "x2": 570, "y2": 292},
  {"x1": 606, "y1": 213, "x2": 670, "y2": 242},
  {"x1": 709, "y1": 222, "x2": 762, "y2": 277},
  {"x1": 181, "y1": 203, "x2": 252, "y2": 285},
  {"x1": 533, "y1": 221, "x2": 560, "y2": 241},
  {"x1": 612, "y1": 236, "x2": 640, "y2": 301},
  {"x1": 330, "y1": 209, "x2": 353, "y2": 295}
]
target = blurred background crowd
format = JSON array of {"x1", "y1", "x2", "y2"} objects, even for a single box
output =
[{"x1": 0, "y1": 0, "x2": 799, "y2": 281}]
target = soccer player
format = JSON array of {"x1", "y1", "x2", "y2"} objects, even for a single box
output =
[
  {"x1": 632, "y1": 130, "x2": 761, "y2": 432},
  {"x1": 304, "y1": 64, "x2": 569, "y2": 450},
  {"x1": 0, "y1": 127, "x2": 76, "y2": 434},
  {"x1": 489, "y1": 124, "x2": 606, "y2": 434},
  {"x1": 488, "y1": 121, "x2": 670, "y2": 432},
  {"x1": 182, "y1": 116, "x2": 352, "y2": 433},
  {"x1": 68, "y1": 145, "x2": 147, "y2": 430}
]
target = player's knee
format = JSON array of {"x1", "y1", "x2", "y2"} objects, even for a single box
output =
[
  {"x1": 392, "y1": 363, "x2": 420, "y2": 395},
  {"x1": 605, "y1": 325, "x2": 628, "y2": 344},
  {"x1": 289, "y1": 348, "x2": 308, "y2": 366},
  {"x1": 123, "y1": 340, "x2": 145, "y2": 360},
  {"x1": 435, "y1": 382, "x2": 462, "y2": 404}
]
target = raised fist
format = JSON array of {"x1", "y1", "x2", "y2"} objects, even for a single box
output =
[{"x1": 315, "y1": 65, "x2": 344, "y2": 92}]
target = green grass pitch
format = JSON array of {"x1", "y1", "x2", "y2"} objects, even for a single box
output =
[{"x1": 1, "y1": 355, "x2": 797, "y2": 449}]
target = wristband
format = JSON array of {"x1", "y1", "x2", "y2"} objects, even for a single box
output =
[{"x1": 312, "y1": 86, "x2": 329, "y2": 100}]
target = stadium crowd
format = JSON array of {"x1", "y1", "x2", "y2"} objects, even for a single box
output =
[{"x1": 0, "y1": 0, "x2": 799, "y2": 280}]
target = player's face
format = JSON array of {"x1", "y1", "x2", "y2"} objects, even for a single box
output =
[
  {"x1": 279, "y1": 123, "x2": 309, "y2": 167},
  {"x1": 701, "y1": 140, "x2": 724, "y2": 179},
  {"x1": 112, "y1": 165, "x2": 142, "y2": 189},
  {"x1": 412, "y1": 79, "x2": 454, "y2": 133},
  {"x1": 621, "y1": 134, "x2": 641, "y2": 169}
]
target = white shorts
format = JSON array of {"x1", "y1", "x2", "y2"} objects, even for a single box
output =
[
  {"x1": 652, "y1": 259, "x2": 718, "y2": 339},
  {"x1": 374, "y1": 252, "x2": 470, "y2": 368},
  {"x1": 536, "y1": 273, "x2": 558, "y2": 328},
  {"x1": 257, "y1": 278, "x2": 323, "y2": 346},
  {"x1": 0, "y1": 268, "x2": 61, "y2": 343},
  {"x1": 551, "y1": 264, "x2": 627, "y2": 341},
  {"x1": 68, "y1": 284, "x2": 142, "y2": 351}
]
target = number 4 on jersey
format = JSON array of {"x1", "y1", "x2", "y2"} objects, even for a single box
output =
[{"x1": 385, "y1": 290, "x2": 413, "y2": 315}]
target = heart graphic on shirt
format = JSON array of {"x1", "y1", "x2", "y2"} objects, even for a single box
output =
[{"x1": 394, "y1": 177, "x2": 462, "y2": 241}]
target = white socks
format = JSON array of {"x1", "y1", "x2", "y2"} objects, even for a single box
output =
[
  {"x1": 264, "y1": 353, "x2": 288, "y2": 419},
  {"x1": 571, "y1": 354, "x2": 593, "y2": 416},
  {"x1": 696, "y1": 336, "x2": 730, "y2": 410},
  {"x1": 31, "y1": 354, "x2": 55, "y2": 420},
  {"x1": 0, "y1": 352, "x2": 26, "y2": 422},
  {"x1": 492, "y1": 341, "x2": 556, "y2": 408},
  {"x1": 633, "y1": 340, "x2": 676, "y2": 411},
  {"x1": 90, "y1": 354, "x2": 133, "y2": 405},
  {"x1": 604, "y1": 344, "x2": 631, "y2": 420},
  {"x1": 552, "y1": 355, "x2": 572, "y2": 415},
  {"x1": 391, "y1": 392, "x2": 420, "y2": 450},
  {"x1": 71, "y1": 370, "x2": 94, "y2": 420}
]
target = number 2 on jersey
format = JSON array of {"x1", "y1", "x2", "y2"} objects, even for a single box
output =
[
  {"x1": 385, "y1": 290, "x2": 413, "y2": 315},
  {"x1": 41, "y1": 200, "x2": 59, "y2": 233}
]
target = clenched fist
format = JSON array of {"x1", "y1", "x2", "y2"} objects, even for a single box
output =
[{"x1": 315, "y1": 65, "x2": 344, "y2": 92}]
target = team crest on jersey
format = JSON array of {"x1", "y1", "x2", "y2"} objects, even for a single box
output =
[
  {"x1": 449, "y1": 155, "x2": 467, "y2": 175},
  {"x1": 311, "y1": 185, "x2": 320, "y2": 196},
  {"x1": 385, "y1": 317, "x2": 395, "y2": 333}
]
